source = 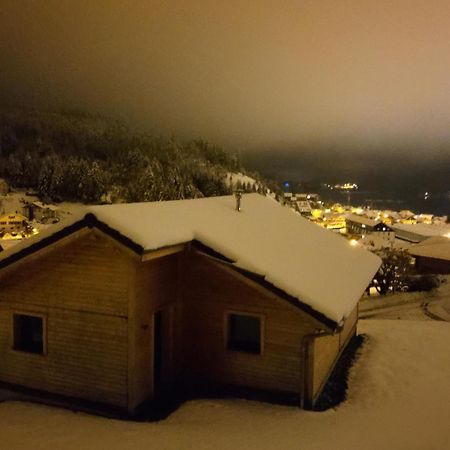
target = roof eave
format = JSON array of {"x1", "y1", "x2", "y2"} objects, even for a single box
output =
[{"x1": 0, "y1": 213, "x2": 145, "y2": 271}]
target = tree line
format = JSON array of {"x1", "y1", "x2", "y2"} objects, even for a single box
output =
[{"x1": 0, "y1": 107, "x2": 265, "y2": 204}]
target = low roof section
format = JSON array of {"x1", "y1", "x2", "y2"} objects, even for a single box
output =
[
  {"x1": 0, "y1": 194, "x2": 380, "y2": 329},
  {"x1": 409, "y1": 236, "x2": 450, "y2": 261},
  {"x1": 392, "y1": 223, "x2": 450, "y2": 239},
  {"x1": 345, "y1": 213, "x2": 380, "y2": 227}
]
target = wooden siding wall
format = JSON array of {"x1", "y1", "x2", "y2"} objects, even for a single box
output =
[
  {"x1": 179, "y1": 253, "x2": 317, "y2": 395},
  {"x1": 0, "y1": 231, "x2": 131, "y2": 407},
  {"x1": 129, "y1": 253, "x2": 180, "y2": 410},
  {"x1": 311, "y1": 305, "x2": 358, "y2": 401},
  {"x1": 0, "y1": 229, "x2": 361, "y2": 412}
]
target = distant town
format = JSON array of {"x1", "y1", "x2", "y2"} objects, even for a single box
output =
[{"x1": 2, "y1": 174, "x2": 449, "y2": 277}]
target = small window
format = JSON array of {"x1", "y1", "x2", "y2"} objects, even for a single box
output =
[
  {"x1": 13, "y1": 314, "x2": 44, "y2": 354},
  {"x1": 227, "y1": 313, "x2": 261, "y2": 354}
]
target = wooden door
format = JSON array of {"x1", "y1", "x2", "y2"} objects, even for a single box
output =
[{"x1": 153, "y1": 307, "x2": 173, "y2": 394}]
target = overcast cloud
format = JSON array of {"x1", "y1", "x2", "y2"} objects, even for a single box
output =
[{"x1": 1, "y1": 0, "x2": 449, "y2": 184}]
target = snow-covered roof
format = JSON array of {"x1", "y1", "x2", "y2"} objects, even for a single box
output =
[
  {"x1": 32, "y1": 201, "x2": 58, "y2": 211},
  {"x1": 409, "y1": 236, "x2": 450, "y2": 261},
  {"x1": 359, "y1": 234, "x2": 412, "y2": 251},
  {"x1": 399, "y1": 210, "x2": 415, "y2": 218},
  {"x1": 0, "y1": 194, "x2": 381, "y2": 325},
  {"x1": 295, "y1": 200, "x2": 312, "y2": 213},
  {"x1": 392, "y1": 223, "x2": 450, "y2": 238},
  {"x1": 391, "y1": 223, "x2": 450, "y2": 242},
  {"x1": 345, "y1": 213, "x2": 380, "y2": 227},
  {"x1": 32, "y1": 201, "x2": 46, "y2": 208}
]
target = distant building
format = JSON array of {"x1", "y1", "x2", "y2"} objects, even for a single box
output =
[
  {"x1": 295, "y1": 200, "x2": 313, "y2": 216},
  {"x1": 0, "y1": 213, "x2": 29, "y2": 234},
  {"x1": 331, "y1": 203, "x2": 345, "y2": 214},
  {"x1": 23, "y1": 201, "x2": 59, "y2": 222},
  {"x1": 380, "y1": 210, "x2": 400, "y2": 225},
  {"x1": 321, "y1": 212, "x2": 346, "y2": 230},
  {"x1": 391, "y1": 223, "x2": 450, "y2": 243},
  {"x1": 345, "y1": 214, "x2": 393, "y2": 236},
  {"x1": 415, "y1": 214, "x2": 433, "y2": 225},
  {"x1": 409, "y1": 236, "x2": 450, "y2": 274},
  {"x1": 359, "y1": 233, "x2": 411, "y2": 251}
]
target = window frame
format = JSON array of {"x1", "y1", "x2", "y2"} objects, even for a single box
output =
[
  {"x1": 11, "y1": 311, "x2": 47, "y2": 356},
  {"x1": 224, "y1": 310, "x2": 264, "y2": 355}
]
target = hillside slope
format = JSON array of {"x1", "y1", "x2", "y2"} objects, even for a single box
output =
[{"x1": 0, "y1": 108, "x2": 264, "y2": 203}]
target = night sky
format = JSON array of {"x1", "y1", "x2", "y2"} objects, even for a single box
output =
[{"x1": 1, "y1": 1, "x2": 449, "y2": 188}]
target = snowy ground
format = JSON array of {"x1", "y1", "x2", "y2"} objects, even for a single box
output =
[
  {"x1": 1, "y1": 320, "x2": 450, "y2": 450},
  {"x1": 2, "y1": 191, "x2": 450, "y2": 448},
  {"x1": 360, "y1": 276, "x2": 450, "y2": 321}
]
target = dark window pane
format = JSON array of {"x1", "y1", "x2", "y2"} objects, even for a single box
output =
[
  {"x1": 13, "y1": 314, "x2": 44, "y2": 354},
  {"x1": 228, "y1": 314, "x2": 261, "y2": 354}
]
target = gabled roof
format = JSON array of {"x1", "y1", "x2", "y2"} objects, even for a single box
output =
[
  {"x1": 392, "y1": 223, "x2": 450, "y2": 238},
  {"x1": 0, "y1": 194, "x2": 380, "y2": 326},
  {"x1": 345, "y1": 213, "x2": 380, "y2": 227},
  {"x1": 409, "y1": 236, "x2": 450, "y2": 261}
]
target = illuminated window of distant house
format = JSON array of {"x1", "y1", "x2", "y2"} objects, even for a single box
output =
[
  {"x1": 227, "y1": 313, "x2": 261, "y2": 354},
  {"x1": 13, "y1": 314, "x2": 44, "y2": 354}
]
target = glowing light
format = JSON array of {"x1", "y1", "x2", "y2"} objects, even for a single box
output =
[
  {"x1": 334, "y1": 182, "x2": 358, "y2": 190},
  {"x1": 350, "y1": 239, "x2": 359, "y2": 246}
]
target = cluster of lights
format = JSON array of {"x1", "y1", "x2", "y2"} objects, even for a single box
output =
[{"x1": 334, "y1": 183, "x2": 358, "y2": 190}]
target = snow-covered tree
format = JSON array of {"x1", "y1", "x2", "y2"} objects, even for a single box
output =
[{"x1": 371, "y1": 248, "x2": 412, "y2": 295}]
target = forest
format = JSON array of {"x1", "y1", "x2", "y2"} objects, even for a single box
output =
[{"x1": 0, "y1": 107, "x2": 268, "y2": 204}]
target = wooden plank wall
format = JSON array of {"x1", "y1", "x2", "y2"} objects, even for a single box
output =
[
  {"x1": 0, "y1": 228, "x2": 361, "y2": 411},
  {"x1": 311, "y1": 304, "x2": 358, "y2": 400},
  {"x1": 0, "y1": 231, "x2": 131, "y2": 407},
  {"x1": 179, "y1": 253, "x2": 317, "y2": 395},
  {"x1": 129, "y1": 253, "x2": 180, "y2": 410}
]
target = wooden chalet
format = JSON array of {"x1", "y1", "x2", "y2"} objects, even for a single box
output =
[
  {"x1": 409, "y1": 236, "x2": 450, "y2": 274},
  {"x1": 0, "y1": 194, "x2": 380, "y2": 416},
  {"x1": 345, "y1": 213, "x2": 392, "y2": 236},
  {"x1": 23, "y1": 201, "x2": 59, "y2": 222}
]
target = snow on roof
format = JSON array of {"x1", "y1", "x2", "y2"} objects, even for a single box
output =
[
  {"x1": 409, "y1": 236, "x2": 450, "y2": 261},
  {"x1": 392, "y1": 223, "x2": 450, "y2": 238},
  {"x1": 32, "y1": 201, "x2": 58, "y2": 211},
  {"x1": 359, "y1": 234, "x2": 412, "y2": 251},
  {"x1": 345, "y1": 213, "x2": 380, "y2": 227},
  {"x1": 0, "y1": 194, "x2": 381, "y2": 325},
  {"x1": 295, "y1": 200, "x2": 312, "y2": 213}
]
